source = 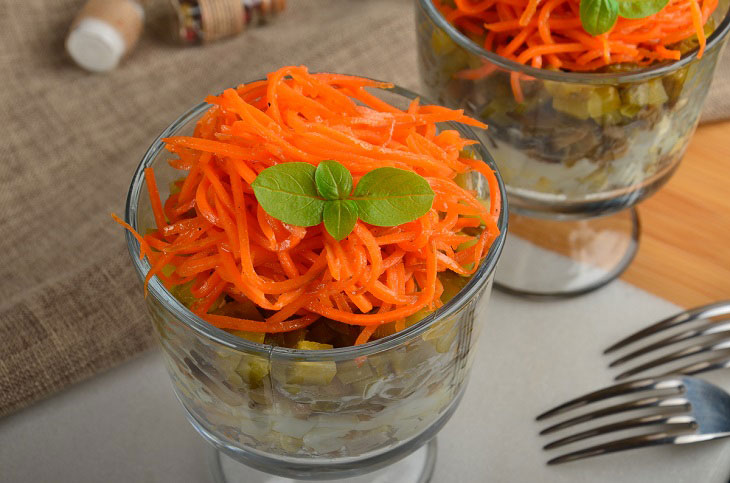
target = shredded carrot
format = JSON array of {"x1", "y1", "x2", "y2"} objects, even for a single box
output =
[
  {"x1": 145, "y1": 167, "x2": 167, "y2": 231},
  {"x1": 111, "y1": 213, "x2": 151, "y2": 261},
  {"x1": 435, "y1": 0, "x2": 719, "y2": 76},
  {"x1": 114, "y1": 66, "x2": 501, "y2": 340}
]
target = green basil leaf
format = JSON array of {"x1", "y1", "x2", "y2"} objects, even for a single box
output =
[
  {"x1": 580, "y1": 0, "x2": 619, "y2": 35},
  {"x1": 315, "y1": 160, "x2": 353, "y2": 200},
  {"x1": 251, "y1": 162, "x2": 325, "y2": 226},
  {"x1": 351, "y1": 167, "x2": 435, "y2": 227},
  {"x1": 322, "y1": 200, "x2": 359, "y2": 241},
  {"x1": 617, "y1": 0, "x2": 668, "y2": 18}
]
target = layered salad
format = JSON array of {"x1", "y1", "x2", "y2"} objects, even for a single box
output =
[
  {"x1": 419, "y1": 0, "x2": 725, "y2": 212},
  {"x1": 118, "y1": 66, "x2": 502, "y2": 463}
]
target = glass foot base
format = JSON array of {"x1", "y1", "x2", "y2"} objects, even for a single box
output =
[
  {"x1": 208, "y1": 438, "x2": 438, "y2": 483},
  {"x1": 495, "y1": 209, "x2": 640, "y2": 297}
]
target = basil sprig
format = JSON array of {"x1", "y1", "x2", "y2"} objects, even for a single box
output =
[
  {"x1": 251, "y1": 161, "x2": 435, "y2": 241},
  {"x1": 580, "y1": 0, "x2": 669, "y2": 36},
  {"x1": 617, "y1": 0, "x2": 670, "y2": 18}
]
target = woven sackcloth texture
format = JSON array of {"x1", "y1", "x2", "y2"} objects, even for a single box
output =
[
  {"x1": 0, "y1": 0, "x2": 728, "y2": 418},
  {"x1": 701, "y1": 45, "x2": 730, "y2": 123}
]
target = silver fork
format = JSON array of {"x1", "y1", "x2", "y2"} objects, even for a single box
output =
[
  {"x1": 604, "y1": 301, "x2": 730, "y2": 380},
  {"x1": 536, "y1": 376, "x2": 730, "y2": 464}
]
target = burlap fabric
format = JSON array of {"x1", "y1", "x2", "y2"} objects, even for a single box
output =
[
  {"x1": 0, "y1": 0, "x2": 728, "y2": 419},
  {"x1": 701, "y1": 45, "x2": 730, "y2": 123}
]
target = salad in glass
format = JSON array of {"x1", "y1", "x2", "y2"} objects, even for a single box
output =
[
  {"x1": 417, "y1": 0, "x2": 730, "y2": 216},
  {"x1": 118, "y1": 66, "x2": 507, "y2": 480}
]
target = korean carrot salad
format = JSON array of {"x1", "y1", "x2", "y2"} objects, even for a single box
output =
[
  {"x1": 421, "y1": 0, "x2": 724, "y2": 202},
  {"x1": 116, "y1": 66, "x2": 501, "y2": 349},
  {"x1": 435, "y1": 0, "x2": 719, "y2": 74}
]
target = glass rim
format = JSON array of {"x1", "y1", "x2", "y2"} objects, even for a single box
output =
[
  {"x1": 124, "y1": 81, "x2": 509, "y2": 362},
  {"x1": 418, "y1": 0, "x2": 730, "y2": 84}
]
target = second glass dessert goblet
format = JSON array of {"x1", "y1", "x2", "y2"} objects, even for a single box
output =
[
  {"x1": 417, "y1": 0, "x2": 730, "y2": 296},
  {"x1": 124, "y1": 83, "x2": 508, "y2": 482}
]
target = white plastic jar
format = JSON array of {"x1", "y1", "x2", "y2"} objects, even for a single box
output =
[{"x1": 66, "y1": 0, "x2": 145, "y2": 72}]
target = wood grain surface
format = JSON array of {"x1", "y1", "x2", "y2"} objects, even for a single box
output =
[
  {"x1": 505, "y1": 121, "x2": 730, "y2": 308},
  {"x1": 622, "y1": 121, "x2": 730, "y2": 308}
]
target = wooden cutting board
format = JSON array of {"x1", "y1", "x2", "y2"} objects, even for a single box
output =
[{"x1": 622, "y1": 121, "x2": 730, "y2": 308}]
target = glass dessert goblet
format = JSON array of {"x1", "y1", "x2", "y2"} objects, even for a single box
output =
[
  {"x1": 416, "y1": 0, "x2": 730, "y2": 296},
  {"x1": 123, "y1": 84, "x2": 508, "y2": 482}
]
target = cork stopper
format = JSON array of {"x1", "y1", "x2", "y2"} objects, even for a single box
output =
[
  {"x1": 199, "y1": 0, "x2": 245, "y2": 43},
  {"x1": 66, "y1": 0, "x2": 145, "y2": 72}
]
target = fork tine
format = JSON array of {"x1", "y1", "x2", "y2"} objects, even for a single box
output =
[
  {"x1": 543, "y1": 414, "x2": 695, "y2": 450},
  {"x1": 604, "y1": 302, "x2": 730, "y2": 354},
  {"x1": 546, "y1": 429, "x2": 694, "y2": 465},
  {"x1": 615, "y1": 343, "x2": 730, "y2": 381},
  {"x1": 663, "y1": 352, "x2": 730, "y2": 378},
  {"x1": 539, "y1": 396, "x2": 689, "y2": 435},
  {"x1": 609, "y1": 321, "x2": 730, "y2": 368},
  {"x1": 536, "y1": 377, "x2": 677, "y2": 421}
]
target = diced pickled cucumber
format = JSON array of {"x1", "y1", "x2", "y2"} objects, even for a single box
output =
[
  {"x1": 274, "y1": 341, "x2": 337, "y2": 386},
  {"x1": 277, "y1": 433, "x2": 304, "y2": 453},
  {"x1": 387, "y1": 348, "x2": 410, "y2": 374},
  {"x1": 620, "y1": 79, "x2": 668, "y2": 108},
  {"x1": 430, "y1": 28, "x2": 472, "y2": 80},
  {"x1": 343, "y1": 426, "x2": 392, "y2": 454},
  {"x1": 169, "y1": 280, "x2": 197, "y2": 309},
  {"x1": 545, "y1": 82, "x2": 621, "y2": 121},
  {"x1": 248, "y1": 387, "x2": 271, "y2": 405},
  {"x1": 600, "y1": 110, "x2": 624, "y2": 126},
  {"x1": 619, "y1": 104, "x2": 642, "y2": 118},
  {"x1": 227, "y1": 330, "x2": 265, "y2": 344},
  {"x1": 303, "y1": 427, "x2": 348, "y2": 453},
  {"x1": 480, "y1": 77, "x2": 521, "y2": 118},
  {"x1": 161, "y1": 264, "x2": 176, "y2": 277},
  {"x1": 457, "y1": 236, "x2": 478, "y2": 253},
  {"x1": 439, "y1": 271, "x2": 470, "y2": 303},
  {"x1": 374, "y1": 309, "x2": 431, "y2": 341},
  {"x1": 405, "y1": 337, "x2": 439, "y2": 362},
  {"x1": 436, "y1": 328, "x2": 458, "y2": 353},
  {"x1": 368, "y1": 355, "x2": 392, "y2": 378},
  {"x1": 295, "y1": 340, "x2": 334, "y2": 351},
  {"x1": 663, "y1": 67, "x2": 688, "y2": 105},
  {"x1": 579, "y1": 165, "x2": 610, "y2": 190},
  {"x1": 335, "y1": 361, "x2": 374, "y2": 385},
  {"x1": 405, "y1": 308, "x2": 435, "y2": 326},
  {"x1": 169, "y1": 180, "x2": 182, "y2": 195},
  {"x1": 458, "y1": 148, "x2": 478, "y2": 160},
  {"x1": 216, "y1": 354, "x2": 244, "y2": 387},
  {"x1": 273, "y1": 417, "x2": 316, "y2": 439},
  {"x1": 286, "y1": 361, "x2": 338, "y2": 386},
  {"x1": 281, "y1": 384, "x2": 302, "y2": 395},
  {"x1": 239, "y1": 416, "x2": 273, "y2": 438},
  {"x1": 348, "y1": 377, "x2": 377, "y2": 397},
  {"x1": 431, "y1": 28, "x2": 458, "y2": 56},
  {"x1": 235, "y1": 356, "x2": 270, "y2": 388},
  {"x1": 423, "y1": 317, "x2": 458, "y2": 353},
  {"x1": 645, "y1": 80, "x2": 669, "y2": 106}
]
